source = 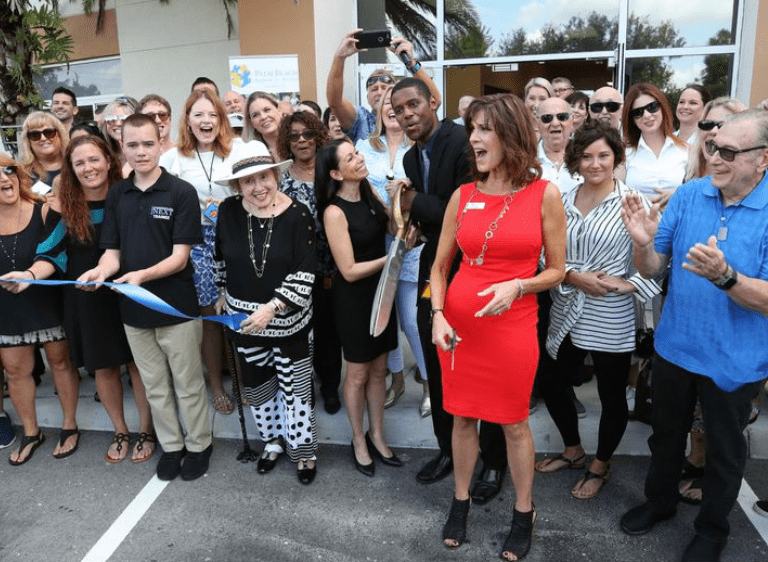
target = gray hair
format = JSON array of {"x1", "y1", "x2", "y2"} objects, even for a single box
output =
[{"x1": 725, "y1": 107, "x2": 768, "y2": 146}]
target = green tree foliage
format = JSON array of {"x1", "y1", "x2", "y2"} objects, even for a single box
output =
[
  {"x1": 444, "y1": 0, "x2": 493, "y2": 59},
  {"x1": 0, "y1": 1, "x2": 73, "y2": 125},
  {"x1": 701, "y1": 29, "x2": 732, "y2": 99}
]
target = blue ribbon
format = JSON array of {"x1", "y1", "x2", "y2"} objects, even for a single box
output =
[{"x1": 3, "y1": 279, "x2": 247, "y2": 331}]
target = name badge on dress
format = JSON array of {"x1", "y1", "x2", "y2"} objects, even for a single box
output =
[
  {"x1": 203, "y1": 200, "x2": 220, "y2": 223},
  {"x1": 465, "y1": 201, "x2": 485, "y2": 210}
]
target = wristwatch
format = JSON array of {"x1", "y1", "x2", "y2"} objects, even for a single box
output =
[
  {"x1": 712, "y1": 263, "x2": 738, "y2": 290},
  {"x1": 408, "y1": 60, "x2": 422, "y2": 74}
]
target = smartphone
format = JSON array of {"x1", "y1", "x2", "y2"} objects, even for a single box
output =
[{"x1": 355, "y1": 29, "x2": 391, "y2": 49}]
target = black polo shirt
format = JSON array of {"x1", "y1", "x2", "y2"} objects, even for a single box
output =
[{"x1": 101, "y1": 168, "x2": 202, "y2": 328}]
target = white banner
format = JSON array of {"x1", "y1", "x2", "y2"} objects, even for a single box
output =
[{"x1": 229, "y1": 55, "x2": 300, "y2": 103}]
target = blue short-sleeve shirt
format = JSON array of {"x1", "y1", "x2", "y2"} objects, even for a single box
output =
[
  {"x1": 345, "y1": 106, "x2": 376, "y2": 144},
  {"x1": 654, "y1": 174, "x2": 768, "y2": 391}
]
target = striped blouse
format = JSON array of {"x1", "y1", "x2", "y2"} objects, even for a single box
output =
[{"x1": 546, "y1": 180, "x2": 660, "y2": 358}]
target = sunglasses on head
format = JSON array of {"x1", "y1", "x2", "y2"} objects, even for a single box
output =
[
  {"x1": 698, "y1": 119, "x2": 724, "y2": 131},
  {"x1": 144, "y1": 111, "x2": 170, "y2": 123},
  {"x1": 104, "y1": 114, "x2": 128, "y2": 123},
  {"x1": 366, "y1": 74, "x2": 395, "y2": 89},
  {"x1": 589, "y1": 101, "x2": 622, "y2": 114},
  {"x1": 287, "y1": 129, "x2": 318, "y2": 142},
  {"x1": 704, "y1": 140, "x2": 768, "y2": 162},
  {"x1": 1, "y1": 165, "x2": 17, "y2": 176},
  {"x1": 539, "y1": 112, "x2": 571, "y2": 124},
  {"x1": 27, "y1": 128, "x2": 58, "y2": 142},
  {"x1": 629, "y1": 100, "x2": 661, "y2": 120}
]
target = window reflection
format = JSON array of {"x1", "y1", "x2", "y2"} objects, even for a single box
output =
[
  {"x1": 34, "y1": 59, "x2": 123, "y2": 100},
  {"x1": 627, "y1": 0, "x2": 736, "y2": 49},
  {"x1": 625, "y1": 54, "x2": 734, "y2": 101}
]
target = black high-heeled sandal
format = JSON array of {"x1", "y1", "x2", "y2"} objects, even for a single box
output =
[
  {"x1": 500, "y1": 504, "x2": 536, "y2": 561},
  {"x1": 442, "y1": 497, "x2": 470, "y2": 549}
]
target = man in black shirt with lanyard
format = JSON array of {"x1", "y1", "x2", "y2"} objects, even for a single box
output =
[
  {"x1": 79, "y1": 113, "x2": 212, "y2": 482},
  {"x1": 392, "y1": 79, "x2": 506, "y2": 501}
]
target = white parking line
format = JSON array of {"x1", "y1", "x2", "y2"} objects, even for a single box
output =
[
  {"x1": 739, "y1": 478, "x2": 768, "y2": 545},
  {"x1": 81, "y1": 476, "x2": 169, "y2": 562}
]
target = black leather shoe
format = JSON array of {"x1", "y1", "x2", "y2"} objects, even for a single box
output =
[
  {"x1": 416, "y1": 452, "x2": 453, "y2": 483},
  {"x1": 323, "y1": 393, "x2": 341, "y2": 415},
  {"x1": 470, "y1": 466, "x2": 504, "y2": 504},
  {"x1": 352, "y1": 442, "x2": 374, "y2": 477},
  {"x1": 257, "y1": 453, "x2": 278, "y2": 474},
  {"x1": 181, "y1": 444, "x2": 213, "y2": 481},
  {"x1": 297, "y1": 460, "x2": 317, "y2": 485},
  {"x1": 157, "y1": 448, "x2": 186, "y2": 481},
  {"x1": 620, "y1": 502, "x2": 676, "y2": 535},
  {"x1": 681, "y1": 534, "x2": 725, "y2": 562},
  {"x1": 366, "y1": 432, "x2": 403, "y2": 467}
]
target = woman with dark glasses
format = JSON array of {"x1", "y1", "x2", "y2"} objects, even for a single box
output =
[
  {"x1": 18, "y1": 111, "x2": 69, "y2": 195},
  {"x1": 99, "y1": 97, "x2": 137, "y2": 170},
  {"x1": 138, "y1": 94, "x2": 176, "y2": 155},
  {"x1": 686, "y1": 97, "x2": 747, "y2": 181},
  {"x1": 622, "y1": 82, "x2": 688, "y2": 210}
]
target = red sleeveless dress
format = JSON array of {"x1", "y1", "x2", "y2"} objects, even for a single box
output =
[{"x1": 439, "y1": 180, "x2": 546, "y2": 424}]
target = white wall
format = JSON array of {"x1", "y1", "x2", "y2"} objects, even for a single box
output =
[
  {"x1": 313, "y1": 0, "x2": 358, "y2": 109},
  {"x1": 115, "y1": 0, "x2": 241, "y2": 136}
]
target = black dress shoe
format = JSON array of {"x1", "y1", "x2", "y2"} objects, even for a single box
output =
[
  {"x1": 416, "y1": 452, "x2": 453, "y2": 483},
  {"x1": 365, "y1": 432, "x2": 402, "y2": 467},
  {"x1": 257, "y1": 453, "x2": 278, "y2": 474},
  {"x1": 681, "y1": 534, "x2": 725, "y2": 562},
  {"x1": 620, "y1": 501, "x2": 676, "y2": 535},
  {"x1": 157, "y1": 448, "x2": 186, "y2": 481},
  {"x1": 470, "y1": 466, "x2": 504, "y2": 504},
  {"x1": 181, "y1": 444, "x2": 213, "y2": 481},
  {"x1": 297, "y1": 460, "x2": 317, "y2": 485},
  {"x1": 323, "y1": 393, "x2": 341, "y2": 415},
  {"x1": 352, "y1": 442, "x2": 374, "y2": 477}
]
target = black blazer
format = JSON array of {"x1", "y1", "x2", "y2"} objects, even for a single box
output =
[{"x1": 403, "y1": 118, "x2": 472, "y2": 287}]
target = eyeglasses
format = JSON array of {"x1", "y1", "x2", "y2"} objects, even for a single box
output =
[
  {"x1": 27, "y1": 128, "x2": 59, "y2": 142},
  {"x1": 287, "y1": 129, "x2": 317, "y2": 142},
  {"x1": 144, "y1": 111, "x2": 170, "y2": 123},
  {"x1": 698, "y1": 119, "x2": 724, "y2": 132},
  {"x1": 366, "y1": 74, "x2": 395, "y2": 89},
  {"x1": 553, "y1": 87, "x2": 573, "y2": 96},
  {"x1": 104, "y1": 114, "x2": 129, "y2": 123},
  {"x1": 1, "y1": 165, "x2": 17, "y2": 176},
  {"x1": 539, "y1": 112, "x2": 571, "y2": 124},
  {"x1": 629, "y1": 101, "x2": 661, "y2": 120},
  {"x1": 704, "y1": 140, "x2": 768, "y2": 162},
  {"x1": 589, "y1": 101, "x2": 622, "y2": 114}
]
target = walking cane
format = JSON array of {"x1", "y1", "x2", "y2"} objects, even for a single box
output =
[{"x1": 224, "y1": 336, "x2": 258, "y2": 462}]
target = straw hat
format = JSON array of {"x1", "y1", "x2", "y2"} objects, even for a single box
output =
[{"x1": 214, "y1": 141, "x2": 291, "y2": 185}]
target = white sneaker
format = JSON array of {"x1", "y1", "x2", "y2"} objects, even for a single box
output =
[{"x1": 626, "y1": 386, "x2": 636, "y2": 414}]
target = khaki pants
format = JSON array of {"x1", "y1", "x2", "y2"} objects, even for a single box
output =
[{"x1": 124, "y1": 320, "x2": 211, "y2": 453}]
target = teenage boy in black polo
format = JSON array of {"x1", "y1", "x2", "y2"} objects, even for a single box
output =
[{"x1": 79, "y1": 113, "x2": 213, "y2": 481}]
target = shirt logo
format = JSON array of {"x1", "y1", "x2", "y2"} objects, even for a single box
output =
[{"x1": 150, "y1": 206, "x2": 174, "y2": 220}]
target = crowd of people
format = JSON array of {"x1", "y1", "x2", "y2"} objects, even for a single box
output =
[{"x1": 1, "y1": 27, "x2": 768, "y2": 562}]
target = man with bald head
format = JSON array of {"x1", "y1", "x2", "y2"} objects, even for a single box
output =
[
  {"x1": 222, "y1": 90, "x2": 245, "y2": 115},
  {"x1": 589, "y1": 87, "x2": 623, "y2": 129},
  {"x1": 537, "y1": 97, "x2": 580, "y2": 195}
]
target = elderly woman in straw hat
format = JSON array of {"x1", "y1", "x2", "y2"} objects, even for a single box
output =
[{"x1": 213, "y1": 141, "x2": 318, "y2": 485}]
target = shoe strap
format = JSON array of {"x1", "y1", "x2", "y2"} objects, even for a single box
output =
[{"x1": 264, "y1": 442, "x2": 284, "y2": 454}]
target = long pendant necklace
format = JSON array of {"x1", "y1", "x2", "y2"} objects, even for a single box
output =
[
  {"x1": 0, "y1": 203, "x2": 22, "y2": 269},
  {"x1": 247, "y1": 213, "x2": 274, "y2": 278},
  {"x1": 195, "y1": 147, "x2": 216, "y2": 198},
  {"x1": 455, "y1": 184, "x2": 520, "y2": 266}
]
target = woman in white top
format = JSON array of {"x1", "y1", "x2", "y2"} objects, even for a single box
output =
[
  {"x1": 243, "y1": 91, "x2": 283, "y2": 161},
  {"x1": 160, "y1": 89, "x2": 242, "y2": 415},
  {"x1": 535, "y1": 122, "x2": 659, "y2": 500},
  {"x1": 685, "y1": 97, "x2": 746, "y2": 182},
  {"x1": 674, "y1": 85, "x2": 711, "y2": 144},
  {"x1": 354, "y1": 86, "x2": 430, "y2": 417},
  {"x1": 622, "y1": 83, "x2": 688, "y2": 210}
]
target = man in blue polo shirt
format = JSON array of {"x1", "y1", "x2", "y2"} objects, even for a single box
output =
[
  {"x1": 619, "y1": 108, "x2": 768, "y2": 562},
  {"x1": 79, "y1": 113, "x2": 212, "y2": 482}
]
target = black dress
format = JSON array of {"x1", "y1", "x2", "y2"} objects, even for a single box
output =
[
  {"x1": 330, "y1": 196, "x2": 397, "y2": 363},
  {"x1": 39, "y1": 201, "x2": 133, "y2": 371}
]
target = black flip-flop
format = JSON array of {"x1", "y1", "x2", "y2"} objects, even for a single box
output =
[
  {"x1": 53, "y1": 428, "x2": 80, "y2": 459},
  {"x1": 9, "y1": 431, "x2": 45, "y2": 466}
]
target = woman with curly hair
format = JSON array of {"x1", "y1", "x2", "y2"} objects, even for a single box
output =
[{"x1": 18, "y1": 111, "x2": 69, "y2": 194}]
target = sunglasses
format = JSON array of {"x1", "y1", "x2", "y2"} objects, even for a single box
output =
[
  {"x1": 589, "y1": 101, "x2": 622, "y2": 114},
  {"x1": 366, "y1": 74, "x2": 395, "y2": 89},
  {"x1": 698, "y1": 119, "x2": 724, "y2": 132},
  {"x1": 629, "y1": 100, "x2": 661, "y2": 120},
  {"x1": 287, "y1": 129, "x2": 317, "y2": 142},
  {"x1": 144, "y1": 111, "x2": 170, "y2": 123},
  {"x1": 27, "y1": 128, "x2": 59, "y2": 142},
  {"x1": 1, "y1": 165, "x2": 17, "y2": 176},
  {"x1": 704, "y1": 140, "x2": 768, "y2": 162},
  {"x1": 539, "y1": 112, "x2": 571, "y2": 124},
  {"x1": 104, "y1": 114, "x2": 128, "y2": 123}
]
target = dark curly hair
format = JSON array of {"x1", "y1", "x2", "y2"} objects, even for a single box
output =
[
  {"x1": 276, "y1": 111, "x2": 329, "y2": 161},
  {"x1": 565, "y1": 121, "x2": 626, "y2": 176},
  {"x1": 464, "y1": 94, "x2": 541, "y2": 185}
]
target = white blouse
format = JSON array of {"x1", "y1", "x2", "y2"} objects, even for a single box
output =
[
  {"x1": 546, "y1": 180, "x2": 660, "y2": 358},
  {"x1": 625, "y1": 135, "x2": 688, "y2": 197}
]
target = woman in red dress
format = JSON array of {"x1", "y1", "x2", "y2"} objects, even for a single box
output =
[{"x1": 430, "y1": 94, "x2": 566, "y2": 561}]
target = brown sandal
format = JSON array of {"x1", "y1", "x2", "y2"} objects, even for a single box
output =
[
  {"x1": 535, "y1": 452, "x2": 586, "y2": 473},
  {"x1": 105, "y1": 433, "x2": 130, "y2": 464},
  {"x1": 132, "y1": 432, "x2": 157, "y2": 463},
  {"x1": 571, "y1": 466, "x2": 611, "y2": 500}
]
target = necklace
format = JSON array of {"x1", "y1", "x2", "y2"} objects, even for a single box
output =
[
  {"x1": 0, "y1": 203, "x2": 22, "y2": 268},
  {"x1": 195, "y1": 147, "x2": 216, "y2": 197},
  {"x1": 247, "y1": 213, "x2": 274, "y2": 278},
  {"x1": 455, "y1": 184, "x2": 520, "y2": 266}
]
